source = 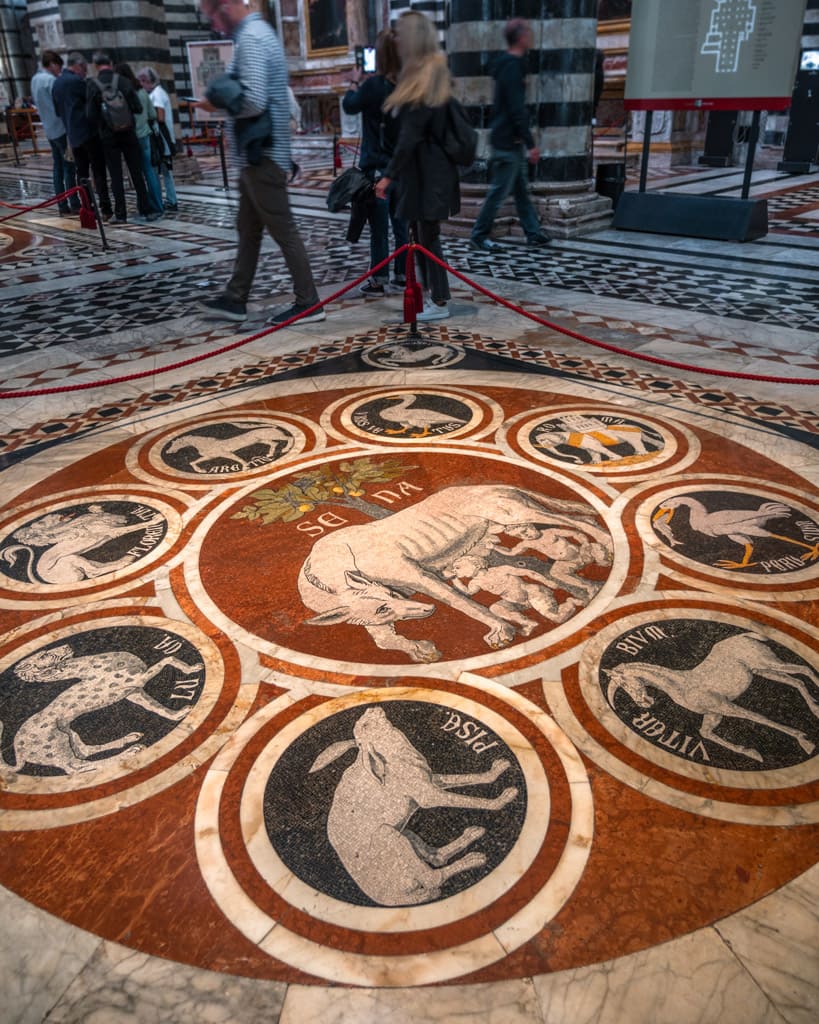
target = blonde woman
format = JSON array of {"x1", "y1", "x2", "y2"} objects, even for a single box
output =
[{"x1": 375, "y1": 12, "x2": 459, "y2": 321}]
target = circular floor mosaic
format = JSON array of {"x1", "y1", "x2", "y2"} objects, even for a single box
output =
[{"x1": 0, "y1": 376, "x2": 816, "y2": 986}]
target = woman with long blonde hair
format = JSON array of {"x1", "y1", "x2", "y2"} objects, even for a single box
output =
[{"x1": 375, "y1": 12, "x2": 459, "y2": 321}]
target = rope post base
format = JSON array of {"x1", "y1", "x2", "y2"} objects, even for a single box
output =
[{"x1": 402, "y1": 243, "x2": 424, "y2": 337}]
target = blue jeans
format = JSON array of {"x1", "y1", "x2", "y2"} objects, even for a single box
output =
[
  {"x1": 138, "y1": 135, "x2": 164, "y2": 214},
  {"x1": 159, "y1": 164, "x2": 178, "y2": 206},
  {"x1": 49, "y1": 135, "x2": 80, "y2": 211},
  {"x1": 471, "y1": 147, "x2": 542, "y2": 244},
  {"x1": 366, "y1": 176, "x2": 407, "y2": 284}
]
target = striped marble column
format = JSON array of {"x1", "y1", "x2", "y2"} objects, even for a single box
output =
[
  {"x1": 388, "y1": 0, "x2": 447, "y2": 46},
  {"x1": 448, "y1": 0, "x2": 597, "y2": 180},
  {"x1": 447, "y1": 0, "x2": 611, "y2": 237},
  {"x1": 26, "y1": 0, "x2": 182, "y2": 132},
  {"x1": 26, "y1": 0, "x2": 172, "y2": 67}
]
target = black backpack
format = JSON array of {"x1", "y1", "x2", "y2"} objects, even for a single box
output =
[
  {"x1": 94, "y1": 73, "x2": 134, "y2": 133},
  {"x1": 436, "y1": 98, "x2": 478, "y2": 167}
]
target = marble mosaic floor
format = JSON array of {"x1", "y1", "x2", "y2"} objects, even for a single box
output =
[{"x1": 1, "y1": 160, "x2": 818, "y2": 1024}]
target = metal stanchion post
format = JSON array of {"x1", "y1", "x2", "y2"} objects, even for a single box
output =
[
  {"x1": 217, "y1": 122, "x2": 229, "y2": 191},
  {"x1": 6, "y1": 111, "x2": 21, "y2": 166},
  {"x1": 81, "y1": 177, "x2": 109, "y2": 251}
]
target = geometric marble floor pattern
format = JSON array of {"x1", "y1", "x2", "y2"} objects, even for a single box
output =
[{"x1": 1, "y1": 167, "x2": 818, "y2": 1023}]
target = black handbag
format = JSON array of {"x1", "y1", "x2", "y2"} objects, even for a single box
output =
[{"x1": 326, "y1": 166, "x2": 372, "y2": 212}]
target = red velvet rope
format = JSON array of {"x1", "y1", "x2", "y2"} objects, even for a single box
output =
[
  {"x1": 0, "y1": 245, "x2": 410, "y2": 399},
  {"x1": 413, "y1": 245, "x2": 819, "y2": 386},
  {"x1": 1, "y1": 241, "x2": 816, "y2": 400},
  {"x1": 0, "y1": 185, "x2": 92, "y2": 224}
]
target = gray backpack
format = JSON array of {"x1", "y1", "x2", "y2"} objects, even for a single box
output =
[{"x1": 95, "y1": 73, "x2": 134, "y2": 132}]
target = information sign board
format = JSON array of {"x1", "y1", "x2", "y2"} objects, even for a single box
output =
[
  {"x1": 185, "y1": 40, "x2": 234, "y2": 123},
  {"x1": 625, "y1": 0, "x2": 807, "y2": 110}
]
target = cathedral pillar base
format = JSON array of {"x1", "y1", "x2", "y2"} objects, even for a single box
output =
[{"x1": 449, "y1": 179, "x2": 613, "y2": 240}]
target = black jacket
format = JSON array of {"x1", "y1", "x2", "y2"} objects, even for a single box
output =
[
  {"x1": 86, "y1": 68, "x2": 141, "y2": 142},
  {"x1": 383, "y1": 103, "x2": 459, "y2": 222},
  {"x1": 341, "y1": 75, "x2": 397, "y2": 172},
  {"x1": 52, "y1": 68, "x2": 94, "y2": 148},
  {"x1": 489, "y1": 52, "x2": 534, "y2": 152}
]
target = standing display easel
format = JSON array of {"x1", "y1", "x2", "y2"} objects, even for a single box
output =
[{"x1": 613, "y1": 0, "x2": 807, "y2": 242}]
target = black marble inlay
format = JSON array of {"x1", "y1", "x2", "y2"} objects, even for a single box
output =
[
  {"x1": 650, "y1": 490, "x2": 819, "y2": 576},
  {"x1": 0, "y1": 500, "x2": 168, "y2": 586},
  {"x1": 0, "y1": 626, "x2": 204, "y2": 776},
  {"x1": 600, "y1": 619, "x2": 819, "y2": 772},
  {"x1": 263, "y1": 700, "x2": 527, "y2": 907}
]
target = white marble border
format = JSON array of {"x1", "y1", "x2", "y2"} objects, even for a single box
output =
[
  {"x1": 240, "y1": 689, "x2": 549, "y2": 932},
  {"x1": 0, "y1": 601, "x2": 257, "y2": 829},
  {"x1": 320, "y1": 385, "x2": 504, "y2": 445},
  {"x1": 508, "y1": 406, "x2": 687, "y2": 478},
  {"x1": 195, "y1": 679, "x2": 593, "y2": 986}
]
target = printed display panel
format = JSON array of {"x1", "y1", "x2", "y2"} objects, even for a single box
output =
[{"x1": 625, "y1": 0, "x2": 807, "y2": 110}]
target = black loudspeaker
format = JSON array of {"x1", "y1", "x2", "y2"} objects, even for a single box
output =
[
  {"x1": 778, "y1": 67, "x2": 819, "y2": 173},
  {"x1": 596, "y1": 163, "x2": 626, "y2": 209},
  {"x1": 613, "y1": 192, "x2": 768, "y2": 242},
  {"x1": 698, "y1": 110, "x2": 739, "y2": 167}
]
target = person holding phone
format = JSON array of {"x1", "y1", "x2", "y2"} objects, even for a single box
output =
[{"x1": 343, "y1": 29, "x2": 407, "y2": 297}]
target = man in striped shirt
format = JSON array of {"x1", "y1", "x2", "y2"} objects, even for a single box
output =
[{"x1": 198, "y1": 0, "x2": 324, "y2": 325}]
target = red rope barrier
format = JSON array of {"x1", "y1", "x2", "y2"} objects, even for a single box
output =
[
  {"x1": 0, "y1": 185, "x2": 93, "y2": 224},
  {"x1": 409, "y1": 244, "x2": 819, "y2": 386},
  {"x1": 2, "y1": 240, "x2": 816, "y2": 399},
  {"x1": 0, "y1": 245, "x2": 410, "y2": 399}
]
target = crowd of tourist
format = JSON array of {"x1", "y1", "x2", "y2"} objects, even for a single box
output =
[
  {"x1": 31, "y1": 49, "x2": 178, "y2": 224},
  {"x1": 25, "y1": 5, "x2": 552, "y2": 327}
]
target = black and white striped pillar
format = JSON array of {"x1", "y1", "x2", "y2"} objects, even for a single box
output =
[
  {"x1": 25, "y1": 0, "x2": 183, "y2": 131},
  {"x1": 447, "y1": 0, "x2": 598, "y2": 181}
]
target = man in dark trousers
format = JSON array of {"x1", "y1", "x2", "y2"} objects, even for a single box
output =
[
  {"x1": 85, "y1": 51, "x2": 153, "y2": 224},
  {"x1": 196, "y1": 0, "x2": 323, "y2": 325},
  {"x1": 470, "y1": 19, "x2": 551, "y2": 252},
  {"x1": 30, "y1": 51, "x2": 81, "y2": 216},
  {"x1": 52, "y1": 52, "x2": 113, "y2": 219}
]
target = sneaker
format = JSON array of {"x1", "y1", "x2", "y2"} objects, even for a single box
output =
[
  {"x1": 164, "y1": 203, "x2": 178, "y2": 212},
  {"x1": 108, "y1": 215, "x2": 127, "y2": 224},
  {"x1": 527, "y1": 233, "x2": 551, "y2": 247},
  {"x1": 416, "y1": 301, "x2": 450, "y2": 322},
  {"x1": 199, "y1": 294, "x2": 247, "y2": 322},
  {"x1": 469, "y1": 238, "x2": 500, "y2": 252},
  {"x1": 359, "y1": 280, "x2": 386, "y2": 297},
  {"x1": 57, "y1": 206, "x2": 71, "y2": 216},
  {"x1": 392, "y1": 275, "x2": 406, "y2": 287},
  {"x1": 268, "y1": 302, "x2": 326, "y2": 326}
]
